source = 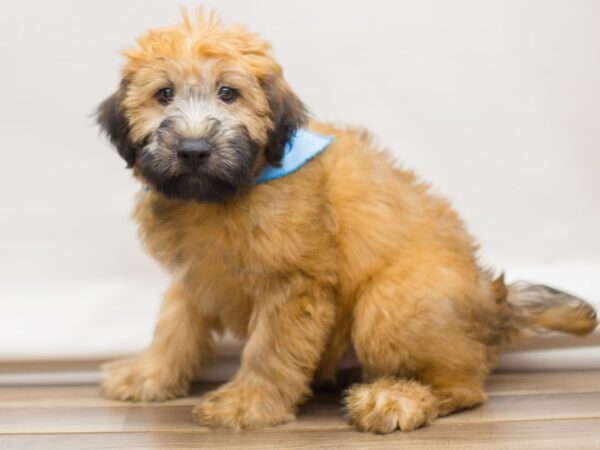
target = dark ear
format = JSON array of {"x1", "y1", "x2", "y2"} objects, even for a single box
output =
[
  {"x1": 96, "y1": 87, "x2": 136, "y2": 168},
  {"x1": 263, "y1": 76, "x2": 307, "y2": 167}
]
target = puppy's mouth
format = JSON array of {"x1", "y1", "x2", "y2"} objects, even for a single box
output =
[{"x1": 150, "y1": 171, "x2": 244, "y2": 202}]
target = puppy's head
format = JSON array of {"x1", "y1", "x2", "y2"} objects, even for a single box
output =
[{"x1": 97, "y1": 11, "x2": 306, "y2": 202}]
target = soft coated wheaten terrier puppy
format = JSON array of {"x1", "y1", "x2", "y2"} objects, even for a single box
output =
[{"x1": 97, "y1": 11, "x2": 597, "y2": 433}]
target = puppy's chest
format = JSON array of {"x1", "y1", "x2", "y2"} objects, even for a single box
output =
[{"x1": 136, "y1": 194, "x2": 309, "y2": 287}]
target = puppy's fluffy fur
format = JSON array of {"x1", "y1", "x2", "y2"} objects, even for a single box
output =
[{"x1": 97, "y1": 11, "x2": 597, "y2": 433}]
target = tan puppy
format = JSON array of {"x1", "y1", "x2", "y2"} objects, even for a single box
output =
[{"x1": 97, "y1": 11, "x2": 597, "y2": 433}]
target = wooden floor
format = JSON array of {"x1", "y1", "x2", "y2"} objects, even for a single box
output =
[{"x1": 1, "y1": 370, "x2": 599, "y2": 449}]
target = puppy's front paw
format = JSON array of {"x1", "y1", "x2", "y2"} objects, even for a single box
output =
[
  {"x1": 192, "y1": 380, "x2": 294, "y2": 430},
  {"x1": 101, "y1": 357, "x2": 189, "y2": 402}
]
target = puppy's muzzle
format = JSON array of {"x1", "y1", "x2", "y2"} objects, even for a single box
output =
[{"x1": 177, "y1": 139, "x2": 212, "y2": 170}]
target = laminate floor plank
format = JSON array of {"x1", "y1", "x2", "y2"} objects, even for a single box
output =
[
  {"x1": 0, "y1": 419, "x2": 598, "y2": 450},
  {"x1": 0, "y1": 371, "x2": 599, "y2": 449},
  {"x1": 3, "y1": 391, "x2": 600, "y2": 434}
]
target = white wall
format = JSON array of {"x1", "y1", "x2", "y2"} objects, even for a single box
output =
[{"x1": 1, "y1": 0, "x2": 598, "y2": 362}]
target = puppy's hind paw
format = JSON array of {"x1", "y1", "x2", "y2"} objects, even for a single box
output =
[{"x1": 344, "y1": 377, "x2": 439, "y2": 434}]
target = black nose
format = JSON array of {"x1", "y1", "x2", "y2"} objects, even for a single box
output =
[{"x1": 177, "y1": 140, "x2": 212, "y2": 168}]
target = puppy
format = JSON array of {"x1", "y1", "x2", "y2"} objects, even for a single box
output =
[{"x1": 97, "y1": 11, "x2": 597, "y2": 433}]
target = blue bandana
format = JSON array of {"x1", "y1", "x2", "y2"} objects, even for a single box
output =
[{"x1": 256, "y1": 129, "x2": 334, "y2": 184}]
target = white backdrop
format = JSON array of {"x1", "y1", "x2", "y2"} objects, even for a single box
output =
[{"x1": 1, "y1": 1, "x2": 599, "y2": 365}]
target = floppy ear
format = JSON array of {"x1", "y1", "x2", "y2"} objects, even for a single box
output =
[
  {"x1": 262, "y1": 75, "x2": 307, "y2": 167},
  {"x1": 96, "y1": 86, "x2": 136, "y2": 168}
]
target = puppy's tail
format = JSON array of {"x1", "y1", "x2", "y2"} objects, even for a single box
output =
[{"x1": 497, "y1": 277, "x2": 597, "y2": 342}]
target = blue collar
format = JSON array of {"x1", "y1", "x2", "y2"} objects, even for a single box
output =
[{"x1": 256, "y1": 129, "x2": 334, "y2": 184}]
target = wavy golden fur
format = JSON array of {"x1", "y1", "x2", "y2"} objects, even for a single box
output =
[{"x1": 97, "y1": 11, "x2": 597, "y2": 433}]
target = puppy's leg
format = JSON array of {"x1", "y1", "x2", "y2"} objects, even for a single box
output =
[
  {"x1": 345, "y1": 271, "x2": 489, "y2": 433},
  {"x1": 193, "y1": 284, "x2": 335, "y2": 429},
  {"x1": 102, "y1": 282, "x2": 215, "y2": 401},
  {"x1": 425, "y1": 370, "x2": 488, "y2": 418}
]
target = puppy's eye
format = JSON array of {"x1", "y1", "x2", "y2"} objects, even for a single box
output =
[
  {"x1": 218, "y1": 86, "x2": 238, "y2": 103},
  {"x1": 156, "y1": 87, "x2": 174, "y2": 105}
]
